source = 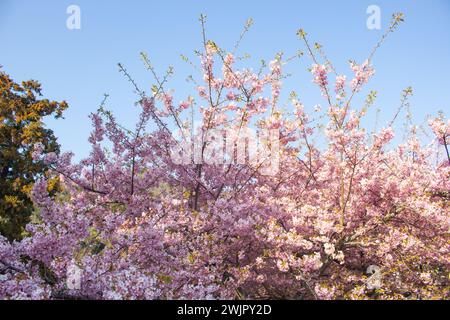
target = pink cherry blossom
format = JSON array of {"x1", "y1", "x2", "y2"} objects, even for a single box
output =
[{"x1": 1, "y1": 17, "x2": 449, "y2": 301}]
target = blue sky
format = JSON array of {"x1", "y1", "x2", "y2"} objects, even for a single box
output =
[{"x1": 1, "y1": 0, "x2": 449, "y2": 159}]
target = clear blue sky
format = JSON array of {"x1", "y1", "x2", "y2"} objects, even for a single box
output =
[{"x1": 1, "y1": 0, "x2": 449, "y2": 159}]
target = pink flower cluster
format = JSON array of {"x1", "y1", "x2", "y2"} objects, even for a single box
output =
[
  {"x1": 429, "y1": 117, "x2": 450, "y2": 145},
  {"x1": 350, "y1": 60, "x2": 375, "y2": 92},
  {"x1": 334, "y1": 75, "x2": 346, "y2": 95},
  {"x1": 311, "y1": 64, "x2": 329, "y2": 96}
]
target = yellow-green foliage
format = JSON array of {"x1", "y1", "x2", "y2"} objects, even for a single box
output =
[{"x1": 0, "y1": 68, "x2": 68, "y2": 240}]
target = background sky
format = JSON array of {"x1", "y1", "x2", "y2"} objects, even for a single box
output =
[{"x1": 1, "y1": 0, "x2": 449, "y2": 159}]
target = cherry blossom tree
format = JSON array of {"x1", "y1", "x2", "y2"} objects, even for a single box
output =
[{"x1": 1, "y1": 13, "x2": 448, "y2": 300}]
